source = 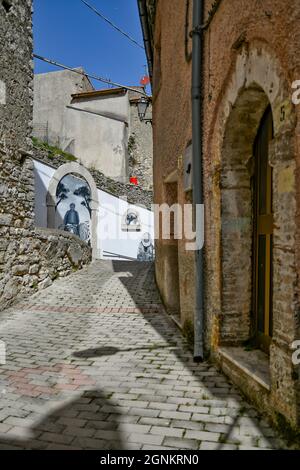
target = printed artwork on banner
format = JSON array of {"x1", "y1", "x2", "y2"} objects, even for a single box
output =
[
  {"x1": 137, "y1": 232, "x2": 154, "y2": 261},
  {"x1": 121, "y1": 208, "x2": 141, "y2": 232},
  {"x1": 55, "y1": 173, "x2": 91, "y2": 244}
]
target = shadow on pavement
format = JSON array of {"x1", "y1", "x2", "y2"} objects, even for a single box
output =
[
  {"x1": 0, "y1": 260, "x2": 286, "y2": 450},
  {"x1": 0, "y1": 390, "x2": 124, "y2": 450},
  {"x1": 110, "y1": 260, "x2": 283, "y2": 450},
  {"x1": 73, "y1": 344, "x2": 177, "y2": 359}
]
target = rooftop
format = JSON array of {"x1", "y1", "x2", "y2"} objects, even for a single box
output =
[{"x1": 71, "y1": 86, "x2": 147, "y2": 101}]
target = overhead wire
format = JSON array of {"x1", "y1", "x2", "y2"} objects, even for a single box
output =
[
  {"x1": 33, "y1": 54, "x2": 149, "y2": 97},
  {"x1": 80, "y1": 0, "x2": 145, "y2": 50}
]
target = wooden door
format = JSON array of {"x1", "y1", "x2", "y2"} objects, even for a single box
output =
[{"x1": 253, "y1": 106, "x2": 274, "y2": 353}]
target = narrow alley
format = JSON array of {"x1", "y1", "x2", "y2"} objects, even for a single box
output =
[{"x1": 0, "y1": 262, "x2": 287, "y2": 450}]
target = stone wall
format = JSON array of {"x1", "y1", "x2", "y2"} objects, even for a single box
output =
[
  {"x1": 0, "y1": 1, "x2": 92, "y2": 310},
  {"x1": 0, "y1": 0, "x2": 34, "y2": 233},
  {"x1": 1, "y1": 226, "x2": 91, "y2": 310},
  {"x1": 148, "y1": 0, "x2": 300, "y2": 430},
  {"x1": 128, "y1": 98, "x2": 153, "y2": 191},
  {"x1": 0, "y1": 0, "x2": 35, "y2": 306},
  {"x1": 201, "y1": 0, "x2": 300, "y2": 430},
  {"x1": 149, "y1": 0, "x2": 194, "y2": 330}
]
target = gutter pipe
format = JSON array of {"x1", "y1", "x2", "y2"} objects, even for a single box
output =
[
  {"x1": 191, "y1": 0, "x2": 205, "y2": 362},
  {"x1": 137, "y1": 0, "x2": 154, "y2": 84}
]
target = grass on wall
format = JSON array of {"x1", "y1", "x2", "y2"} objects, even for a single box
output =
[{"x1": 32, "y1": 137, "x2": 77, "y2": 162}]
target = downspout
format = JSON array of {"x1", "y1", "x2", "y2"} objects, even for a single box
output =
[
  {"x1": 137, "y1": 0, "x2": 154, "y2": 84},
  {"x1": 191, "y1": 0, "x2": 205, "y2": 361}
]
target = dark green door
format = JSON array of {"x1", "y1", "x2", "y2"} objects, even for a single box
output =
[{"x1": 253, "y1": 106, "x2": 274, "y2": 353}]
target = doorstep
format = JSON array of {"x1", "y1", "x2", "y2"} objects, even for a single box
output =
[{"x1": 218, "y1": 346, "x2": 271, "y2": 392}]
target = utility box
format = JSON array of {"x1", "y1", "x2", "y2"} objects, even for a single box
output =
[{"x1": 184, "y1": 144, "x2": 193, "y2": 192}]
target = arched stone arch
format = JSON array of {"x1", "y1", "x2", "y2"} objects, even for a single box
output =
[
  {"x1": 209, "y1": 41, "x2": 298, "y2": 347},
  {"x1": 204, "y1": 41, "x2": 300, "y2": 425},
  {"x1": 220, "y1": 84, "x2": 271, "y2": 343},
  {"x1": 218, "y1": 42, "x2": 296, "y2": 138},
  {"x1": 47, "y1": 163, "x2": 99, "y2": 259}
]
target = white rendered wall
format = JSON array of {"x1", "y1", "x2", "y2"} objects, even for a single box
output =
[
  {"x1": 65, "y1": 93, "x2": 130, "y2": 181},
  {"x1": 33, "y1": 70, "x2": 93, "y2": 148}
]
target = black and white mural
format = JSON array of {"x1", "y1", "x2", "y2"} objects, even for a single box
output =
[
  {"x1": 34, "y1": 159, "x2": 155, "y2": 261},
  {"x1": 121, "y1": 208, "x2": 141, "y2": 232},
  {"x1": 137, "y1": 232, "x2": 155, "y2": 262},
  {"x1": 55, "y1": 174, "x2": 91, "y2": 244}
]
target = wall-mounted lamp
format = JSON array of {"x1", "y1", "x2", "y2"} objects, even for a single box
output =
[{"x1": 137, "y1": 97, "x2": 152, "y2": 124}]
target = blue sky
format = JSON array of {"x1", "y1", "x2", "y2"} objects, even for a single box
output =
[{"x1": 33, "y1": 0, "x2": 148, "y2": 91}]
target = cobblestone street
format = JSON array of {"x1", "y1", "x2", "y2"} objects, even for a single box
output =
[{"x1": 0, "y1": 261, "x2": 287, "y2": 450}]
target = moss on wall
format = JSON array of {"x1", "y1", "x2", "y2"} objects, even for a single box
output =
[{"x1": 32, "y1": 138, "x2": 77, "y2": 162}]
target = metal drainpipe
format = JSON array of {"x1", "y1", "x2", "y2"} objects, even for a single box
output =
[
  {"x1": 137, "y1": 0, "x2": 153, "y2": 83},
  {"x1": 191, "y1": 0, "x2": 205, "y2": 362}
]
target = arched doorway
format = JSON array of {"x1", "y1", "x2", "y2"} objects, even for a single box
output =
[
  {"x1": 213, "y1": 42, "x2": 298, "y2": 425},
  {"x1": 47, "y1": 163, "x2": 99, "y2": 259},
  {"x1": 55, "y1": 173, "x2": 92, "y2": 245},
  {"x1": 220, "y1": 85, "x2": 271, "y2": 346},
  {"x1": 253, "y1": 106, "x2": 274, "y2": 352}
]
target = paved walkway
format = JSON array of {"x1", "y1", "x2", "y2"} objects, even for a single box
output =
[{"x1": 0, "y1": 261, "x2": 287, "y2": 450}]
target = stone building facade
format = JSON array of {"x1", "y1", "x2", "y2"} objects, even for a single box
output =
[
  {"x1": 128, "y1": 92, "x2": 153, "y2": 191},
  {"x1": 0, "y1": 0, "x2": 91, "y2": 310},
  {"x1": 139, "y1": 0, "x2": 300, "y2": 432}
]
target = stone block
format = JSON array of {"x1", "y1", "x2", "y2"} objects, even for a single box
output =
[
  {"x1": 29, "y1": 264, "x2": 40, "y2": 275},
  {"x1": 0, "y1": 214, "x2": 13, "y2": 226},
  {"x1": 3, "y1": 278, "x2": 20, "y2": 300},
  {"x1": 67, "y1": 245, "x2": 83, "y2": 267},
  {"x1": 39, "y1": 277, "x2": 52, "y2": 289},
  {"x1": 12, "y1": 264, "x2": 29, "y2": 276}
]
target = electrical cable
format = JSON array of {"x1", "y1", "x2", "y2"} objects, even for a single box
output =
[
  {"x1": 33, "y1": 54, "x2": 149, "y2": 97},
  {"x1": 80, "y1": 0, "x2": 145, "y2": 50}
]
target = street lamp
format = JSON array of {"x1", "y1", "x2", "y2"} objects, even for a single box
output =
[{"x1": 137, "y1": 96, "x2": 152, "y2": 124}]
